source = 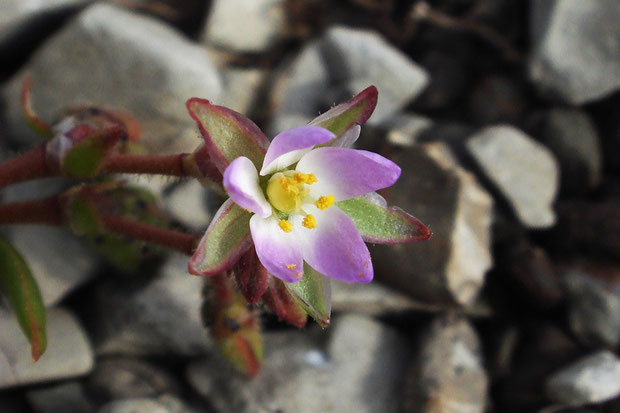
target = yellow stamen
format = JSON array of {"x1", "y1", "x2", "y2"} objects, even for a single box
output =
[
  {"x1": 296, "y1": 272, "x2": 303, "y2": 279},
  {"x1": 302, "y1": 214, "x2": 317, "y2": 229},
  {"x1": 315, "y1": 194, "x2": 335, "y2": 210},
  {"x1": 294, "y1": 173, "x2": 317, "y2": 185},
  {"x1": 279, "y1": 219, "x2": 292, "y2": 233},
  {"x1": 286, "y1": 264, "x2": 296, "y2": 269}
]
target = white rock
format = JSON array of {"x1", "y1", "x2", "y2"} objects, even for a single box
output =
[
  {"x1": 467, "y1": 125, "x2": 559, "y2": 228},
  {"x1": 202, "y1": 0, "x2": 285, "y2": 54},
  {"x1": 219, "y1": 67, "x2": 266, "y2": 115},
  {"x1": 0, "y1": 308, "x2": 94, "y2": 389},
  {"x1": 529, "y1": 0, "x2": 620, "y2": 104},
  {"x1": 93, "y1": 254, "x2": 213, "y2": 356},
  {"x1": 545, "y1": 350, "x2": 620, "y2": 407},
  {"x1": 188, "y1": 314, "x2": 409, "y2": 413},
  {"x1": 163, "y1": 180, "x2": 212, "y2": 231},
  {"x1": 3, "y1": 4, "x2": 221, "y2": 153},
  {"x1": 383, "y1": 113, "x2": 433, "y2": 147}
]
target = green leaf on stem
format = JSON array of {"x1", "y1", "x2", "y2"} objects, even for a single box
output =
[
  {"x1": 285, "y1": 263, "x2": 331, "y2": 327},
  {"x1": 20, "y1": 74, "x2": 53, "y2": 138},
  {"x1": 0, "y1": 236, "x2": 47, "y2": 361},
  {"x1": 310, "y1": 85, "x2": 378, "y2": 137},
  {"x1": 337, "y1": 192, "x2": 431, "y2": 244},
  {"x1": 263, "y1": 277, "x2": 307, "y2": 328},
  {"x1": 189, "y1": 199, "x2": 252, "y2": 276},
  {"x1": 62, "y1": 127, "x2": 124, "y2": 178},
  {"x1": 186, "y1": 98, "x2": 269, "y2": 173}
]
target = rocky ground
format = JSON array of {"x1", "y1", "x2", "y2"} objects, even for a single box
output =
[{"x1": 1, "y1": 0, "x2": 620, "y2": 412}]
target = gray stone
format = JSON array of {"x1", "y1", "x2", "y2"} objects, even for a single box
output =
[
  {"x1": 98, "y1": 395, "x2": 198, "y2": 413},
  {"x1": 467, "y1": 125, "x2": 559, "y2": 229},
  {"x1": 383, "y1": 113, "x2": 434, "y2": 147},
  {"x1": 541, "y1": 108, "x2": 602, "y2": 193},
  {"x1": 201, "y1": 0, "x2": 285, "y2": 54},
  {"x1": 372, "y1": 142, "x2": 493, "y2": 306},
  {"x1": 545, "y1": 351, "x2": 620, "y2": 407},
  {"x1": 187, "y1": 314, "x2": 409, "y2": 413},
  {"x1": 219, "y1": 67, "x2": 266, "y2": 115},
  {"x1": 321, "y1": 26, "x2": 429, "y2": 124},
  {"x1": 87, "y1": 357, "x2": 180, "y2": 402},
  {"x1": 563, "y1": 267, "x2": 620, "y2": 348},
  {"x1": 404, "y1": 314, "x2": 488, "y2": 413},
  {"x1": 529, "y1": 0, "x2": 620, "y2": 104},
  {"x1": 163, "y1": 180, "x2": 212, "y2": 231},
  {"x1": 3, "y1": 3, "x2": 221, "y2": 153},
  {"x1": 93, "y1": 254, "x2": 213, "y2": 356},
  {"x1": 270, "y1": 26, "x2": 428, "y2": 134},
  {"x1": 26, "y1": 381, "x2": 95, "y2": 413},
  {"x1": 0, "y1": 308, "x2": 94, "y2": 389}
]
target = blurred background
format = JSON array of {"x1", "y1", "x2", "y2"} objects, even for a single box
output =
[{"x1": 1, "y1": 0, "x2": 620, "y2": 412}]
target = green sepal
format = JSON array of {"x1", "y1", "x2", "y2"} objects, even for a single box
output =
[
  {"x1": 310, "y1": 85, "x2": 378, "y2": 138},
  {"x1": 285, "y1": 263, "x2": 331, "y2": 327},
  {"x1": 62, "y1": 127, "x2": 123, "y2": 178},
  {"x1": 337, "y1": 192, "x2": 431, "y2": 244},
  {"x1": 0, "y1": 236, "x2": 47, "y2": 361},
  {"x1": 186, "y1": 98, "x2": 269, "y2": 173},
  {"x1": 189, "y1": 199, "x2": 253, "y2": 276}
]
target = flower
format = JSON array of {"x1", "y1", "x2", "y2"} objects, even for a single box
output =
[
  {"x1": 222, "y1": 124, "x2": 401, "y2": 283},
  {"x1": 186, "y1": 86, "x2": 430, "y2": 290}
]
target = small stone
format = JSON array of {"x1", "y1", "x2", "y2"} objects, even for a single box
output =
[
  {"x1": 540, "y1": 108, "x2": 602, "y2": 194},
  {"x1": 372, "y1": 142, "x2": 493, "y2": 306},
  {"x1": 545, "y1": 351, "x2": 620, "y2": 407},
  {"x1": 92, "y1": 254, "x2": 213, "y2": 356},
  {"x1": 163, "y1": 180, "x2": 212, "y2": 231},
  {"x1": 322, "y1": 26, "x2": 429, "y2": 124},
  {"x1": 403, "y1": 314, "x2": 488, "y2": 413},
  {"x1": 563, "y1": 266, "x2": 620, "y2": 348},
  {"x1": 0, "y1": 308, "x2": 94, "y2": 389},
  {"x1": 467, "y1": 125, "x2": 559, "y2": 228},
  {"x1": 26, "y1": 381, "x2": 95, "y2": 413},
  {"x1": 187, "y1": 314, "x2": 409, "y2": 413},
  {"x1": 98, "y1": 396, "x2": 194, "y2": 413},
  {"x1": 87, "y1": 357, "x2": 180, "y2": 402},
  {"x1": 201, "y1": 0, "x2": 286, "y2": 54},
  {"x1": 3, "y1": 3, "x2": 222, "y2": 153},
  {"x1": 382, "y1": 113, "x2": 434, "y2": 147},
  {"x1": 529, "y1": 0, "x2": 620, "y2": 104},
  {"x1": 219, "y1": 67, "x2": 266, "y2": 115}
]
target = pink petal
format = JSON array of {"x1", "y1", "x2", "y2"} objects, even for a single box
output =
[
  {"x1": 296, "y1": 147, "x2": 401, "y2": 201},
  {"x1": 296, "y1": 205, "x2": 373, "y2": 283},
  {"x1": 223, "y1": 157, "x2": 272, "y2": 218},
  {"x1": 260, "y1": 126, "x2": 335, "y2": 176},
  {"x1": 250, "y1": 215, "x2": 304, "y2": 283}
]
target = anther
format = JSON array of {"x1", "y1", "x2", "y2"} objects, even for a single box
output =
[
  {"x1": 279, "y1": 219, "x2": 292, "y2": 232},
  {"x1": 302, "y1": 214, "x2": 317, "y2": 229},
  {"x1": 315, "y1": 194, "x2": 335, "y2": 210}
]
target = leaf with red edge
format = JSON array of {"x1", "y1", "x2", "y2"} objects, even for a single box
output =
[
  {"x1": 0, "y1": 236, "x2": 47, "y2": 361},
  {"x1": 234, "y1": 249, "x2": 269, "y2": 305},
  {"x1": 309, "y1": 85, "x2": 378, "y2": 137},
  {"x1": 204, "y1": 273, "x2": 263, "y2": 377},
  {"x1": 20, "y1": 74, "x2": 52, "y2": 138},
  {"x1": 263, "y1": 278, "x2": 307, "y2": 328},
  {"x1": 337, "y1": 192, "x2": 432, "y2": 244},
  {"x1": 189, "y1": 199, "x2": 253, "y2": 276},
  {"x1": 60, "y1": 126, "x2": 124, "y2": 178},
  {"x1": 186, "y1": 98, "x2": 269, "y2": 173}
]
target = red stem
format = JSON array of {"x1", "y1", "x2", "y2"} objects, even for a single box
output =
[
  {"x1": 103, "y1": 153, "x2": 190, "y2": 176},
  {"x1": 0, "y1": 146, "x2": 49, "y2": 189},
  {"x1": 0, "y1": 196, "x2": 63, "y2": 226},
  {"x1": 100, "y1": 215, "x2": 197, "y2": 256}
]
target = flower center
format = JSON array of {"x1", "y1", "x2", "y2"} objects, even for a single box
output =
[{"x1": 266, "y1": 171, "x2": 315, "y2": 213}]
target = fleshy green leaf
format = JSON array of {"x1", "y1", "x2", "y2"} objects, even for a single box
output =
[
  {"x1": 234, "y1": 249, "x2": 269, "y2": 305},
  {"x1": 263, "y1": 278, "x2": 307, "y2": 328},
  {"x1": 20, "y1": 74, "x2": 53, "y2": 138},
  {"x1": 337, "y1": 192, "x2": 431, "y2": 244},
  {"x1": 309, "y1": 85, "x2": 378, "y2": 137},
  {"x1": 189, "y1": 199, "x2": 252, "y2": 275},
  {"x1": 186, "y1": 98, "x2": 269, "y2": 173},
  {"x1": 0, "y1": 236, "x2": 47, "y2": 361},
  {"x1": 285, "y1": 263, "x2": 331, "y2": 327},
  {"x1": 62, "y1": 127, "x2": 123, "y2": 178},
  {"x1": 205, "y1": 273, "x2": 263, "y2": 377}
]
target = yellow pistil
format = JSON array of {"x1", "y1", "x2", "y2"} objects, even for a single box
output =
[
  {"x1": 278, "y1": 219, "x2": 292, "y2": 233},
  {"x1": 266, "y1": 172, "x2": 310, "y2": 213},
  {"x1": 302, "y1": 214, "x2": 317, "y2": 229},
  {"x1": 315, "y1": 194, "x2": 335, "y2": 210}
]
